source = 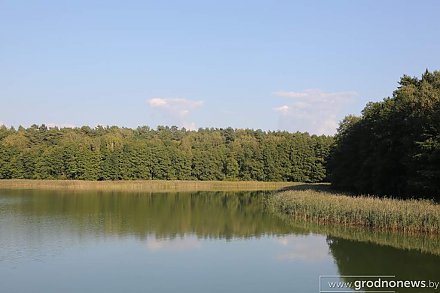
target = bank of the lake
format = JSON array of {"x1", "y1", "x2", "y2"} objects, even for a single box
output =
[
  {"x1": 269, "y1": 184, "x2": 440, "y2": 235},
  {"x1": 0, "y1": 179, "x2": 296, "y2": 192}
]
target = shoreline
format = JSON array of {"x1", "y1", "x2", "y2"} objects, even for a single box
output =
[
  {"x1": 0, "y1": 179, "x2": 296, "y2": 192},
  {"x1": 4, "y1": 180, "x2": 439, "y2": 236}
]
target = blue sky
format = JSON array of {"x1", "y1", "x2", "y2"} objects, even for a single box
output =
[{"x1": 1, "y1": 0, "x2": 439, "y2": 134}]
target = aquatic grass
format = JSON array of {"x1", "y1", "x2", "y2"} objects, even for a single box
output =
[
  {"x1": 0, "y1": 179, "x2": 297, "y2": 192},
  {"x1": 269, "y1": 186, "x2": 440, "y2": 234}
]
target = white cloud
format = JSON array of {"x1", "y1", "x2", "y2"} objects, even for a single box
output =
[
  {"x1": 273, "y1": 89, "x2": 358, "y2": 135},
  {"x1": 274, "y1": 105, "x2": 290, "y2": 114},
  {"x1": 148, "y1": 98, "x2": 168, "y2": 107},
  {"x1": 147, "y1": 97, "x2": 203, "y2": 130}
]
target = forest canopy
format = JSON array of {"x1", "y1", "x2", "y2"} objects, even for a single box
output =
[
  {"x1": 1, "y1": 70, "x2": 439, "y2": 199},
  {"x1": 0, "y1": 125, "x2": 332, "y2": 183},
  {"x1": 329, "y1": 70, "x2": 440, "y2": 198}
]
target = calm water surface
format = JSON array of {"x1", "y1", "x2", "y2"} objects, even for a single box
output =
[{"x1": 0, "y1": 189, "x2": 439, "y2": 293}]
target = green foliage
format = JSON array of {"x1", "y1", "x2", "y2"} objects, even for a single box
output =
[
  {"x1": 0, "y1": 125, "x2": 332, "y2": 182},
  {"x1": 329, "y1": 70, "x2": 440, "y2": 198}
]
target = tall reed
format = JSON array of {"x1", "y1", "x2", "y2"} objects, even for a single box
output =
[{"x1": 269, "y1": 186, "x2": 440, "y2": 234}]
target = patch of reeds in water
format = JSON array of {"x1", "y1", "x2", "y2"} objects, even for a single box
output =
[{"x1": 269, "y1": 184, "x2": 440, "y2": 235}]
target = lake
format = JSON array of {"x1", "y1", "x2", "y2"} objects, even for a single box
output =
[{"x1": 0, "y1": 189, "x2": 439, "y2": 293}]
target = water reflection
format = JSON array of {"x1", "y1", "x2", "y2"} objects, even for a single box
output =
[
  {"x1": 274, "y1": 235, "x2": 330, "y2": 262},
  {"x1": 145, "y1": 236, "x2": 202, "y2": 252},
  {"x1": 0, "y1": 189, "x2": 293, "y2": 239},
  {"x1": 0, "y1": 189, "x2": 439, "y2": 293},
  {"x1": 328, "y1": 237, "x2": 440, "y2": 292}
]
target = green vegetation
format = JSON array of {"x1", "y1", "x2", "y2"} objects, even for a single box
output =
[
  {"x1": 1, "y1": 70, "x2": 439, "y2": 200},
  {"x1": 269, "y1": 184, "x2": 440, "y2": 234},
  {"x1": 0, "y1": 179, "x2": 295, "y2": 192},
  {"x1": 0, "y1": 126, "x2": 332, "y2": 182},
  {"x1": 329, "y1": 70, "x2": 440, "y2": 198}
]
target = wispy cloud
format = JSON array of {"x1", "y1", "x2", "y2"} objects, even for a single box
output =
[
  {"x1": 273, "y1": 89, "x2": 358, "y2": 135},
  {"x1": 274, "y1": 89, "x2": 357, "y2": 100},
  {"x1": 147, "y1": 97, "x2": 203, "y2": 130}
]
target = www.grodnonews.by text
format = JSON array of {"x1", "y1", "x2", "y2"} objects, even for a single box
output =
[{"x1": 320, "y1": 276, "x2": 439, "y2": 292}]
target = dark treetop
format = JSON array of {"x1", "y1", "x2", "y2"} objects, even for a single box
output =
[{"x1": 329, "y1": 70, "x2": 440, "y2": 199}]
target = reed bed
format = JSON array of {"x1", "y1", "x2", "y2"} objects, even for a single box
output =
[
  {"x1": 0, "y1": 179, "x2": 296, "y2": 192},
  {"x1": 269, "y1": 187, "x2": 440, "y2": 235}
]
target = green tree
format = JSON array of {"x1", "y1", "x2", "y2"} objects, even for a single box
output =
[
  {"x1": 329, "y1": 70, "x2": 440, "y2": 198},
  {"x1": 0, "y1": 124, "x2": 332, "y2": 183}
]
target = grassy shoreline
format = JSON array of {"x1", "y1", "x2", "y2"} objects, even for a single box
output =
[
  {"x1": 0, "y1": 179, "x2": 296, "y2": 192},
  {"x1": 269, "y1": 184, "x2": 440, "y2": 235}
]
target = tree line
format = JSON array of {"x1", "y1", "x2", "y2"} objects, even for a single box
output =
[
  {"x1": 0, "y1": 125, "x2": 332, "y2": 182},
  {"x1": 329, "y1": 70, "x2": 440, "y2": 198},
  {"x1": 1, "y1": 70, "x2": 439, "y2": 198}
]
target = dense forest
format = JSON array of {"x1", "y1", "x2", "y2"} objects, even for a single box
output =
[
  {"x1": 1, "y1": 71, "x2": 439, "y2": 198},
  {"x1": 0, "y1": 125, "x2": 332, "y2": 182},
  {"x1": 329, "y1": 70, "x2": 440, "y2": 198}
]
